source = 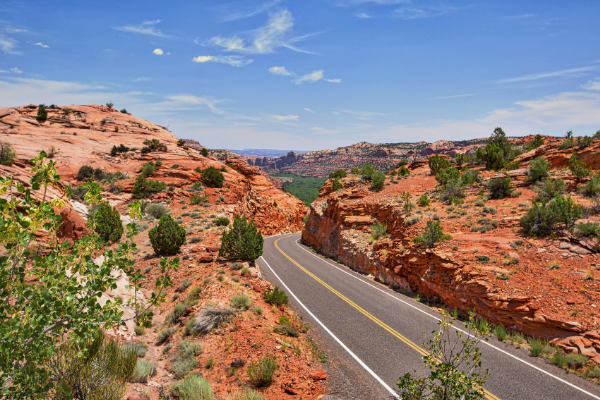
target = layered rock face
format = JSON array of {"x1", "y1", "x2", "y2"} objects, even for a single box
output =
[
  {"x1": 0, "y1": 104, "x2": 307, "y2": 235},
  {"x1": 302, "y1": 147, "x2": 600, "y2": 362}
]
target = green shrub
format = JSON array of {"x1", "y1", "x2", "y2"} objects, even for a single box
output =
[
  {"x1": 214, "y1": 217, "x2": 230, "y2": 226},
  {"x1": 156, "y1": 327, "x2": 177, "y2": 345},
  {"x1": 360, "y1": 163, "x2": 375, "y2": 180},
  {"x1": 177, "y1": 139, "x2": 186, "y2": 147},
  {"x1": 77, "y1": 165, "x2": 94, "y2": 181},
  {"x1": 578, "y1": 135, "x2": 593, "y2": 148},
  {"x1": 329, "y1": 169, "x2": 347, "y2": 179},
  {"x1": 263, "y1": 286, "x2": 289, "y2": 307},
  {"x1": 526, "y1": 134, "x2": 545, "y2": 151},
  {"x1": 170, "y1": 373, "x2": 214, "y2": 400},
  {"x1": 413, "y1": 221, "x2": 452, "y2": 248},
  {"x1": 148, "y1": 215, "x2": 186, "y2": 256},
  {"x1": 569, "y1": 151, "x2": 591, "y2": 180},
  {"x1": 586, "y1": 366, "x2": 600, "y2": 379},
  {"x1": 460, "y1": 169, "x2": 481, "y2": 185},
  {"x1": 230, "y1": 262, "x2": 243, "y2": 271},
  {"x1": 201, "y1": 166, "x2": 225, "y2": 188},
  {"x1": 247, "y1": 355, "x2": 278, "y2": 387},
  {"x1": 131, "y1": 176, "x2": 167, "y2": 198},
  {"x1": 476, "y1": 255, "x2": 489, "y2": 263},
  {"x1": 141, "y1": 139, "x2": 166, "y2": 153},
  {"x1": 190, "y1": 192, "x2": 209, "y2": 205},
  {"x1": 371, "y1": 171, "x2": 386, "y2": 190},
  {"x1": 520, "y1": 195, "x2": 581, "y2": 236},
  {"x1": 145, "y1": 203, "x2": 170, "y2": 219},
  {"x1": 436, "y1": 167, "x2": 460, "y2": 185},
  {"x1": 370, "y1": 220, "x2": 387, "y2": 241},
  {"x1": 171, "y1": 340, "x2": 202, "y2": 379},
  {"x1": 227, "y1": 387, "x2": 265, "y2": 400},
  {"x1": 529, "y1": 157, "x2": 550, "y2": 182},
  {"x1": 219, "y1": 215, "x2": 263, "y2": 261},
  {"x1": 429, "y1": 155, "x2": 450, "y2": 175},
  {"x1": 123, "y1": 341, "x2": 148, "y2": 358},
  {"x1": 564, "y1": 353, "x2": 589, "y2": 370},
  {"x1": 279, "y1": 325, "x2": 299, "y2": 337},
  {"x1": 140, "y1": 162, "x2": 156, "y2": 178},
  {"x1": 488, "y1": 175, "x2": 513, "y2": 199},
  {"x1": 130, "y1": 360, "x2": 156, "y2": 383},
  {"x1": 481, "y1": 127, "x2": 514, "y2": 171},
  {"x1": 418, "y1": 194, "x2": 430, "y2": 207},
  {"x1": 37, "y1": 105, "x2": 48, "y2": 121},
  {"x1": 576, "y1": 222, "x2": 600, "y2": 237},
  {"x1": 0, "y1": 142, "x2": 17, "y2": 166},
  {"x1": 440, "y1": 179, "x2": 465, "y2": 203},
  {"x1": 331, "y1": 178, "x2": 342, "y2": 192},
  {"x1": 579, "y1": 173, "x2": 600, "y2": 197},
  {"x1": 92, "y1": 201, "x2": 123, "y2": 243},
  {"x1": 230, "y1": 293, "x2": 252, "y2": 310},
  {"x1": 405, "y1": 215, "x2": 421, "y2": 226},
  {"x1": 494, "y1": 325, "x2": 507, "y2": 341},
  {"x1": 534, "y1": 178, "x2": 566, "y2": 200},
  {"x1": 398, "y1": 166, "x2": 410, "y2": 176}
]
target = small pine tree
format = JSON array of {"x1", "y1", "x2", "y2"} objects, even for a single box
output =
[
  {"x1": 37, "y1": 105, "x2": 48, "y2": 121},
  {"x1": 219, "y1": 215, "x2": 263, "y2": 261},
  {"x1": 201, "y1": 147, "x2": 209, "y2": 157},
  {"x1": 202, "y1": 166, "x2": 225, "y2": 188},
  {"x1": 413, "y1": 220, "x2": 452, "y2": 248},
  {"x1": 177, "y1": 139, "x2": 186, "y2": 147},
  {"x1": 371, "y1": 171, "x2": 386, "y2": 190},
  {"x1": 529, "y1": 157, "x2": 550, "y2": 182},
  {"x1": 428, "y1": 155, "x2": 450, "y2": 175},
  {"x1": 332, "y1": 179, "x2": 342, "y2": 192},
  {"x1": 148, "y1": 215, "x2": 186, "y2": 256},
  {"x1": 93, "y1": 202, "x2": 124, "y2": 243},
  {"x1": 360, "y1": 163, "x2": 375, "y2": 180},
  {"x1": 110, "y1": 146, "x2": 118, "y2": 157}
]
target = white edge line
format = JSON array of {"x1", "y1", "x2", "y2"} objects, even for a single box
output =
[
  {"x1": 289, "y1": 236, "x2": 600, "y2": 400},
  {"x1": 259, "y1": 255, "x2": 398, "y2": 398}
]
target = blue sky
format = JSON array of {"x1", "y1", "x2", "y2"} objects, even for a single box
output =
[{"x1": 1, "y1": 0, "x2": 599, "y2": 150}]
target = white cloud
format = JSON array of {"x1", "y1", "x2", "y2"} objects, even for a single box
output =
[
  {"x1": 218, "y1": 0, "x2": 281, "y2": 22},
  {"x1": 395, "y1": 6, "x2": 458, "y2": 20},
  {"x1": 114, "y1": 20, "x2": 169, "y2": 38},
  {"x1": 294, "y1": 70, "x2": 323, "y2": 84},
  {"x1": 192, "y1": 55, "x2": 253, "y2": 67},
  {"x1": 355, "y1": 13, "x2": 372, "y2": 18},
  {"x1": 10, "y1": 67, "x2": 22, "y2": 74},
  {"x1": 312, "y1": 127, "x2": 341, "y2": 134},
  {"x1": 582, "y1": 78, "x2": 600, "y2": 91},
  {"x1": 208, "y1": 10, "x2": 314, "y2": 54},
  {"x1": 135, "y1": 77, "x2": 151, "y2": 81},
  {"x1": 269, "y1": 66, "x2": 294, "y2": 76},
  {"x1": 430, "y1": 93, "x2": 474, "y2": 100},
  {"x1": 0, "y1": 35, "x2": 20, "y2": 54},
  {"x1": 33, "y1": 42, "x2": 49, "y2": 48},
  {"x1": 338, "y1": 109, "x2": 386, "y2": 120},
  {"x1": 271, "y1": 115, "x2": 299, "y2": 122},
  {"x1": 153, "y1": 48, "x2": 164, "y2": 55},
  {"x1": 337, "y1": 0, "x2": 410, "y2": 4},
  {"x1": 324, "y1": 78, "x2": 342, "y2": 83},
  {"x1": 304, "y1": 107, "x2": 316, "y2": 113},
  {"x1": 495, "y1": 66, "x2": 597, "y2": 84},
  {"x1": 154, "y1": 94, "x2": 226, "y2": 114},
  {"x1": 0, "y1": 70, "x2": 7, "y2": 73}
]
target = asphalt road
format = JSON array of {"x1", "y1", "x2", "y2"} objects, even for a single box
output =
[{"x1": 258, "y1": 233, "x2": 600, "y2": 400}]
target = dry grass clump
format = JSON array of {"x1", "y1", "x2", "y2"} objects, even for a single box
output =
[{"x1": 186, "y1": 306, "x2": 237, "y2": 335}]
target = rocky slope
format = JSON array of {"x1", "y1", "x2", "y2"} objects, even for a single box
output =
[
  {"x1": 245, "y1": 139, "x2": 488, "y2": 178},
  {"x1": 302, "y1": 136, "x2": 600, "y2": 367}
]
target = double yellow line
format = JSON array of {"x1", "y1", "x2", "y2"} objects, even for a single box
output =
[{"x1": 274, "y1": 236, "x2": 501, "y2": 400}]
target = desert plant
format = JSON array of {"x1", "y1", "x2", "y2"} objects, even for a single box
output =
[
  {"x1": 520, "y1": 195, "x2": 581, "y2": 236},
  {"x1": 418, "y1": 194, "x2": 430, "y2": 207},
  {"x1": 214, "y1": 217, "x2": 230, "y2": 226},
  {"x1": 201, "y1": 166, "x2": 225, "y2": 188},
  {"x1": 429, "y1": 155, "x2": 450, "y2": 175},
  {"x1": 0, "y1": 142, "x2": 17, "y2": 166},
  {"x1": 370, "y1": 220, "x2": 387, "y2": 241},
  {"x1": 201, "y1": 147, "x2": 209, "y2": 157},
  {"x1": 231, "y1": 293, "x2": 252, "y2": 310},
  {"x1": 263, "y1": 286, "x2": 289, "y2": 307},
  {"x1": 145, "y1": 203, "x2": 170, "y2": 219},
  {"x1": 360, "y1": 163, "x2": 375, "y2": 180},
  {"x1": 398, "y1": 166, "x2": 410, "y2": 176},
  {"x1": 534, "y1": 178, "x2": 566, "y2": 200},
  {"x1": 370, "y1": 171, "x2": 386, "y2": 190},
  {"x1": 569, "y1": 151, "x2": 591, "y2": 180},
  {"x1": 230, "y1": 262, "x2": 243, "y2": 271},
  {"x1": 44, "y1": 330, "x2": 138, "y2": 400},
  {"x1": 436, "y1": 167, "x2": 460, "y2": 186},
  {"x1": 148, "y1": 215, "x2": 186, "y2": 256},
  {"x1": 329, "y1": 169, "x2": 347, "y2": 179},
  {"x1": 219, "y1": 215, "x2": 263, "y2": 261},
  {"x1": 92, "y1": 201, "x2": 124, "y2": 243},
  {"x1": 481, "y1": 127, "x2": 513, "y2": 171},
  {"x1": 579, "y1": 173, "x2": 600, "y2": 198},
  {"x1": 187, "y1": 307, "x2": 236, "y2": 335},
  {"x1": 130, "y1": 360, "x2": 156, "y2": 383},
  {"x1": 170, "y1": 373, "x2": 214, "y2": 400},
  {"x1": 279, "y1": 325, "x2": 299, "y2": 337},
  {"x1": 171, "y1": 340, "x2": 202, "y2": 379},
  {"x1": 396, "y1": 313, "x2": 489, "y2": 400},
  {"x1": 247, "y1": 355, "x2": 278, "y2": 387},
  {"x1": 405, "y1": 215, "x2": 421, "y2": 226},
  {"x1": 460, "y1": 169, "x2": 481, "y2": 185},
  {"x1": 177, "y1": 139, "x2": 186, "y2": 147},
  {"x1": 413, "y1": 220, "x2": 452, "y2": 248},
  {"x1": 77, "y1": 165, "x2": 95, "y2": 181},
  {"x1": 576, "y1": 222, "x2": 600, "y2": 237},
  {"x1": 156, "y1": 327, "x2": 177, "y2": 345},
  {"x1": 529, "y1": 157, "x2": 551, "y2": 182},
  {"x1": 331, "y1": 178, "x2": 342, "y2": 192},
  {"x1": 190, "y1": 192, "x2": 209, "y2": 205},
  {"x1": 440, "y1": 179, "x2": 466, "y2": 203},
  {"x1": 526, "y1": 134, "x2": 545, "y2": 151},
  {"x1": 131, "y1": 176, "x2": 167, "y2": 198},
  {"x1": 494, "y1": 325, "x2": 507, "y2": 341},
  {"x1": 37, "y1": 104, "x2": 48, "y2": 121},
  {"x1": 488, "y1": 175, "x2": 513, "y2": 199},
  {"x1": 227, "y1": 387, "x2": 265, "y2": 400}
]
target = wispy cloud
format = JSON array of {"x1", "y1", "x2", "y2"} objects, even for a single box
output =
[
  {"x1": 0, "y1": 35, "x2": 20, "y2": 54},
  {"x1": 583, "y1": 78, "x2": 600, "y2": 91},
  {"x1": 192, "y1": 55, "x2": 253, "y2": 67},
  {"x1": 114, "y1": 20, "x2": 169, "y2": 38},
  {"x1": 355, "y1": 13, "x2": 373, "y2": 18},
  {"x1": 304, "y1": 107, "x2": 316, "y2": 113},
  {"x1": 430, "y1": 93, "x2": 473, "y2": 100},
  {"x1": 338, "y1": 109, "x2": 386, "y2": 120},
  {"x1": 505, "y1": 14, "x2": 536, "y2": 19},
  {"x1": 312, "y1": 127, "x2": 341, "y2": 134},
  {"x1": 33, "y1": 42, "x2": 49, "y2": 48},
  {"x1": 294, "y1": 70, "x2": 323, "y2": 84},
  {"x1": 269, "y1": 66, "x2": 294, "y2": 76},
  {"x1": 324, "y1": 78, "x2": 341, "y2": 83},
  {"x1": 153, "y1": 48, "x2": 164, "y2": 55},
  {"x1": 336, "y1": 0, "x2": 410, "y2": 5},
  {"x1": 207, "y1": 10, "x2": 315, "y2": 54},
  {"x1": 218, "y1": 0, "x2": 281, "y2": 22},
  {"x1": 10, "y1": 67, "x2": 22, "y2": 74},
  {"x1": 270, "y1": 114, "x2": 299, "y2": 121},
  {"x1": 394, "y1": 6, "x2": 458, "y2": 20},
  {"x1": 158, "y1": 94, "x2": 226, "y2": 114},
  {"x1": 495, "y1": 66, "x2": 597, "y2": 84},
  {"x1": 134, "y1": 77, "x2": 151, "y2": 81}
]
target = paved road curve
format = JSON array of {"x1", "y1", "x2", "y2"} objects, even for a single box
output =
[{"x1": 258, "y1": 233, "x2": 600, "y2": 400}]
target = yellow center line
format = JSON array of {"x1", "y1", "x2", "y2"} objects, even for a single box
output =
[{"x1": 273, "y1": 236, "x2": 501, "y2": 400}]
